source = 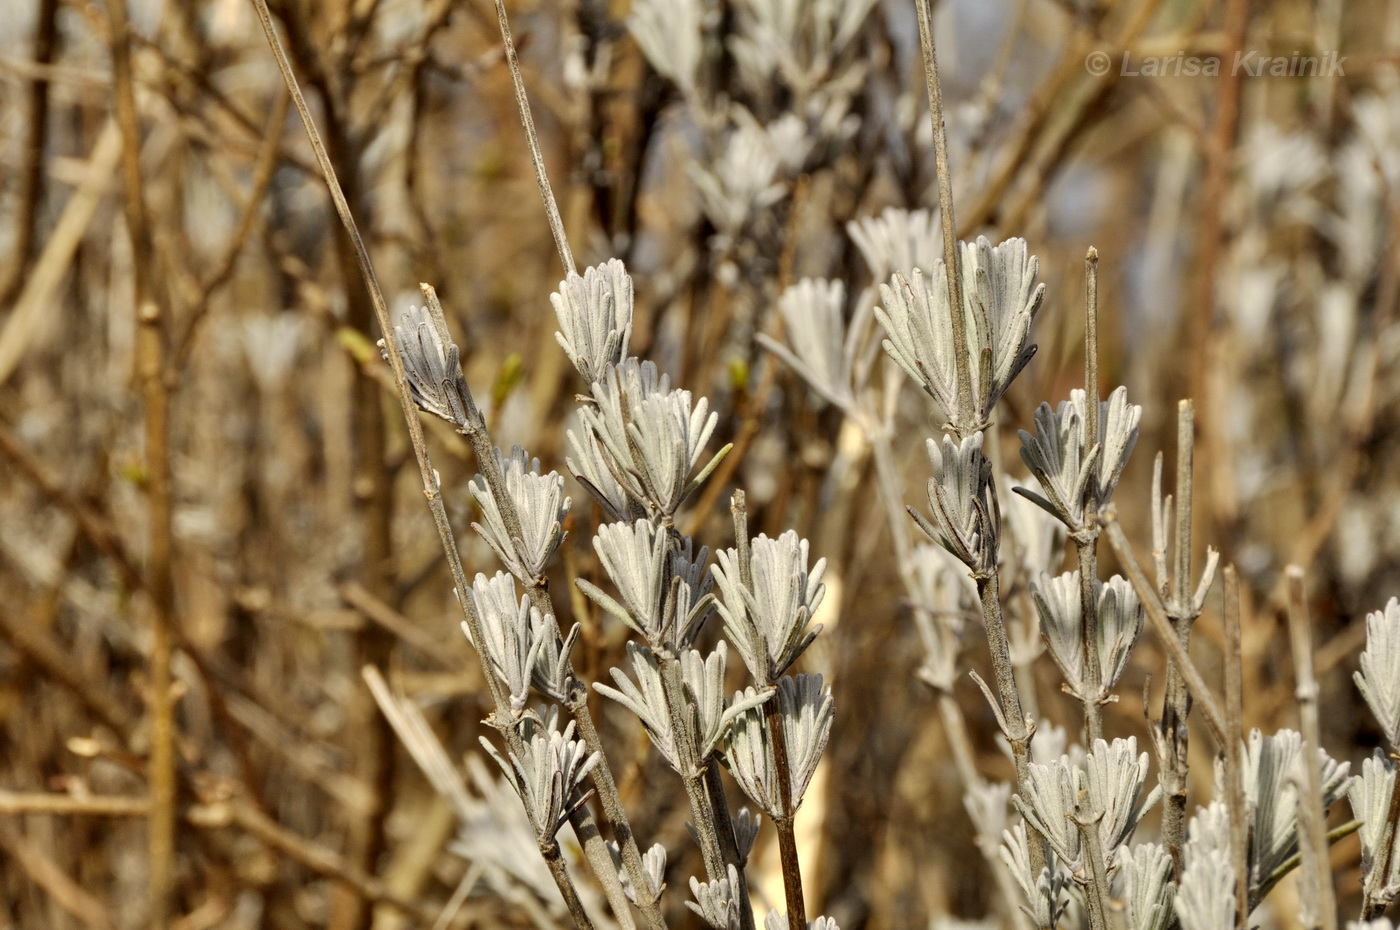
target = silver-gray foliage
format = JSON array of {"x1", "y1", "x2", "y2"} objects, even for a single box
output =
[
  {"x1": 911, "y1": 432, "x2": 999, "y2": 575},
  {"x1": 713, "y1": 530, "x2": 827, "y2": 682},
  {"x1": 480, "y1": 710, "x2": 600, "y2": 845},
  {"x1": 1349, "y1": 751, "x2": 1400, "y2": 905},
  {"x1": 1031, "y1": 571, "x2": 1143, "y2": 704},
  {"x1": 469, "y1": 447, "x2": 570, "y2": 583},
  {"x1": 381, "y1": 303, "x2": 475, "y2": 427},
  {"x1": 464, "y1": 572, "x2": 578, "y2": 712},
  {"x1": 1357, "y1": 598, "x2": 1400, "y2": 750},
  {"x1": 723, "y1": 674, "x2": 833, "y2": 818},
  {"x1": 574, "y1": 358, "x2": 727, "y2": 519},
  {"x1": 876, "y1": 237, "x2": 1043, "y2": 430},
  {"x1": 552, "y1": 259, "x2": 634, "y2": 385},
  {"x1": 1014, "y1": 737, "x2": 1158, "y2": 872},
  {"x1": 688, "y1": 864, "x2": 744, "y2": 930},
  {"x1": 594, "y1": 641, "x2": 770, "y2": 773},
  {"x1": 576, "y1": 518, "x2": 714, "y2": 651},
  {"x1": 1018, "y1": 386, "x2": 1142, "y2": 530},
  {"x1": 1116, "y1": 842, "x2": 1175, "y2": 930}
]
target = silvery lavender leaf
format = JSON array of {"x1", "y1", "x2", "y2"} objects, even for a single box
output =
[
  {"x1": 963, "y1": 780, "x2": 1012, "y2": 853},
  {"x1": 757, "y1": 278, "x2": 858, "y2": 409},
  {"x1": 723, "y1": 674, "x2": 833, "y2": 818},
  {"x1": 765, "y1": 914, "x2": 841, "y2": 930},
  {"x1": 909, "y1": 543, "x2": 974, "y2": 692},
  {"x1": 381, "y1": 304, "x2": 471, "y2": 428},
  {"x1": 1014, "y1": 738, "x2": 1157, "y2": 871},
  {"x1": 552, "y1": 259, "x2": 634, "y2": 384},
  {"x1": 463, "y1": 572, "x2": 548, "y2": 713},
  {"x1": 614, "y1": 840, "x2": 668, "y2": 905},
  {"x1": 713, "y1": 530, "x2": 827, "y2": 682},
  {"x1": 528, "y1": 610, "x2": 581, "y2": 704},
  {"x1": 1356, "y1": 598, "x2": 1400, "y2": 749},
  {"x1": 690, "y1": 114, "x2": 786, "y2": 236},
  {"x1": 578, "y1": 359, "x2": 727, "y2": 518},
  {"x1": 594, "y1": 642, "x2": 677, "y2": 768},
  {"x1": 1224, "y1": 728, "x2": 1351, "y2": 904},
  {"x1": 469, "y1": 447, "x2": 570, "y2": 583},
  {"x1": 595, "y1": 642, "x2": 768, "y2": 773},
  {"x1": 1116, "y1": 843, "x2": 1175, "y2": 930},
  {"x1": 684, "y1": 642, "x2": 775, "y2": 761},
  {"x1": 847, "y1": 207, "x2": 942, "y2": 281},
  {"x1": 999, "y1": 821, "x2": 1071, "y2": 930},
  {"x1": 628, "y1": 0, "x2": 704, "y2": 93},
  {"x1": 911, "y1": 433, "x2": 999, "y2": 574},
  {"x1": 733, "y1": 807, "x2": 762, "y2": 864},
  {"x1": 1031, "y1": 571, "x2": 1143, "y2": 703},
  {"x1": 576, "y1": 519, "x2": 715, "y2": 650},
  {"x1": 688, "y1": 864, "x2": 743, "y2": 930},
  {"x1": 1082, "y1": 737, "x2": 1160, "y2": 863},
  {"x1": 479, "y1": 709, "x2": 600, "y2": 844},
  {"x1": 1349, "y1": 751, "x2": 1400, "y2": 901},
  {"x1": 1176, "y1": 848, "x2": 1236, "y2": 930},
  {"x1": 1017, "y1": 386, "x2": 1142, "y2": 530},
  {"x1": 876, "y1": 237, "x2": 1043, "y2": 430},
  {"x1": 567, "y1": 420, "x2": 639, "y2": 522},
  {"x1": 1014, "y1": 756, "x2": 1083, "y2": 869}
]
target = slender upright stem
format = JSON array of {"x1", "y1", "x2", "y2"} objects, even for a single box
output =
[
  {"x1": 543, "y1": 841, "x2": 600, "y2": 930},
  {"x1": 1222, "y1": 567, "x2": 1250, "y2": 929},
  {"x1": 492, "y1": 0, "x2": 575, "y2": 276},
  {"x1": 108, "y1": 2, "x2": 176, "y2": 926},
  {"x1": 1075, "y1": 538, "x2": 1104, "y2": 744},
  {"x1": 570, "y1": 804, "x2": 639, "y2": 930},
  {"x1": 1083, "y1": 248, "x2": 1100, "y2": 442},
  {"x1": 732, "y1": 491, "x2": 790, "y2": 930},
  {"x1": 975, "y1": 567, "x2": 1043, "y2": 881},
  {"x1": 249, "y1": 3, "x2": 597, "y2": 918},
  {"x1": 1073, "y1": 248, "x2": 1106, "y2": 745},
  {"x1": 1287, "y1": 567, "x2": 1338, "y2": 930},
  {"x1": 913, "y1": 0, "x2": 972, "y2": 426},
  {"x1": 1159, "y1": 400, "x2": 1200, "y2": 871},
  {"x1": 658, "y1": 654, "x2": 728, "y2": 882},
  {"x1": 1076, "y1": 811, "x2": 1112, "y2": 930}
]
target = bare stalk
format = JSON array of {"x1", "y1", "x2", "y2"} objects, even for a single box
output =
[
  {"x1": 543, "y1": 840, "x2": 601, "y2": 930},
  {"x1": 1075, "y1": 811, "x2": 1112, "y2": 930},
  {"x1": 912, "y1": 0, "x2": 972, "y2": 427},
  {"x1": 491, "y1": 0, "x2": 575, "y2": 276},
  {"x1": 1074, "y1": 247, "x2": 1107, "y2": 740},
  {"x1": 1286, "y1": 567, "x2": 1338, "y2": 930},
  {"x1": 975, "y1": 568, "x2": 1041, "y2": 862},
  {"x1": 107, "y1": 1, "x2": 176, "y2": 926},
  {"x1": 1159, "y1": 399, "x2": 1203, "y2": 870},
  {"x1": 1222, "y1": 567, "x2": 1250, "y2": 929}
]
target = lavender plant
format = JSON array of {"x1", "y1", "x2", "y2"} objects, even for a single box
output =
[{"x1": 246, "y1": 0, "x2": 1400, "y2": 927}]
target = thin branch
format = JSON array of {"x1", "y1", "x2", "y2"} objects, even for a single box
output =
[
  {"x1": 913, "y1": 0, "x2": 971, "y2": 426},
  {"x1": 1286, "y1": 567, "x2": 1338, "y2": 930},
  {"x1": 107, "y1": 0, "x2": 177, "y2": 924},
  {"x1": 491, "y1": 0, "x2": 575, "y2": 275},
  {"x1": 1222, "y1": 567, "x2": 1250, "y2": 929}
]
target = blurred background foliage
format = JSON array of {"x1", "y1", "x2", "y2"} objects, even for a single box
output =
[{"x1": 0, "y1": 0, "x2": 1398, "y2": 927}]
